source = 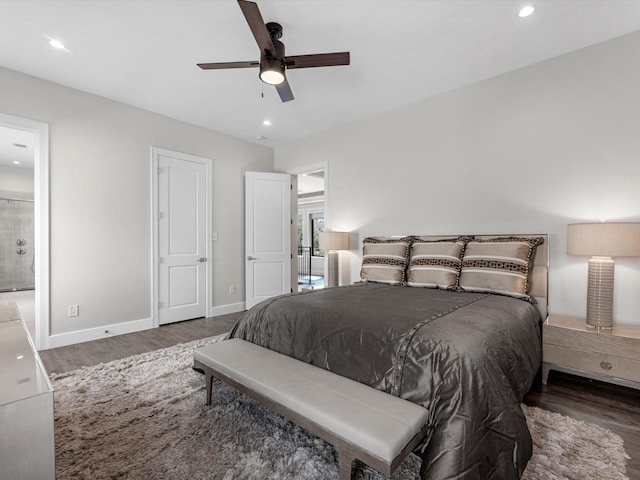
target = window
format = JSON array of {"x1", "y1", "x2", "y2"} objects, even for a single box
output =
[
  {"x1": 297, "y1": 213, "x2": 303, "y2": 248},
  {"x1": 311, "y1": 212, "x2": 324, "y2": 257}
]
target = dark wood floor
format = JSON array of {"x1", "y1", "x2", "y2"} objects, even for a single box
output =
[
  {"x1": 41, "y1": 313, "x2": 640, "y2": 478},
  {"x1": 40, "y1": 313, "x2": 241, "y2": 374}
]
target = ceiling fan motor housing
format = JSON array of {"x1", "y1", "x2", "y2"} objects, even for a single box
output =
[{"x1": 259, "y1": 23, "x2": 286, "y2": 85}]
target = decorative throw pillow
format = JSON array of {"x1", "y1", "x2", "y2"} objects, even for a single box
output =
[
  {"x1": 360, "y1": 236, "x2": 413, "y2": 285},
  {"x1": 407, "y1": 237, "x2": 471, "y2": 289},
  {"x1": 459, "y1": 236, "x2": 545, "y2": 299}
]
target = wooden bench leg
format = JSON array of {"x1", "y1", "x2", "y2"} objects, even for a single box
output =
[{"x1": 337, "y1": 450, "x2": 355, "y2": 480}]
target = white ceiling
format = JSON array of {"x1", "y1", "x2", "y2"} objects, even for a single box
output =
[
  {"x1": 1, "y1": 1, "x2": 640, "y2": 149},
  {"x1": 0, "y1": 126, "x2": 35, "y2": 169}
]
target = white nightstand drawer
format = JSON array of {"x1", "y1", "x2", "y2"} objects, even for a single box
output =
[{"x1": 544, "y1": 345, "x2": 640, "y2": 383}]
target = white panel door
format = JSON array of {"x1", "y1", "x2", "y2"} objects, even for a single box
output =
[
  {"x1": 245, "y1": 172, "x2": 292, "y2": 310},
  {"x1": 158, "y1": 151, "x2": 207, "y2": 324}
]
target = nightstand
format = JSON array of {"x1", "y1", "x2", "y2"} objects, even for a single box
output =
[{"x1": 542, "y1": 315, "x2": 640, "y2": 390}]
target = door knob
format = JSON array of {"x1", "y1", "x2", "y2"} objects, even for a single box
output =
[
  {"x1": 247, "y1": 256, "x2": 257, "y2": 261},
  {"x1": 197, "y1": 257, "x2": 207, "y2": 263}
]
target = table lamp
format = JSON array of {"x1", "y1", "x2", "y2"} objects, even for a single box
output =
[
  {"x1": 319, "y1": 231, "x2": 350, "y2": 288},
  {"x1": 567, "y1": 222, "x2": 640, "y2": 332}
]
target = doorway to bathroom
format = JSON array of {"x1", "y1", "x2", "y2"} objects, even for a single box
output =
[{"x1": 0, "y1": 114, "x2": 49, "y2": 349}]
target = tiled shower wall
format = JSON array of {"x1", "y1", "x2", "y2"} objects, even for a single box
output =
[{"x1": 0, "y1": 191, "x2": 34, "y2": 291}]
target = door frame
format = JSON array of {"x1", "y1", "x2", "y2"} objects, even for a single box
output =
[
  {"x1": 150, "y1": 147, "x2": 212, "y2": 327},
  {"x1": 0, "y1": 113, "x2": 50, "y2": 350}
]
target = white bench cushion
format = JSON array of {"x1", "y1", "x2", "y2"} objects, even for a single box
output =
[{"x1": 194, "y1": 339, "x2": 429, "y2": 463}]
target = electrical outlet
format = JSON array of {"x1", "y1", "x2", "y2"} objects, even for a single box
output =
[
  {"x1": 229, "y1": 284, "x2": 236, "y2": 295},
  {"x1": 68, "y1": 305, "x2": 79, "y2": 317}
]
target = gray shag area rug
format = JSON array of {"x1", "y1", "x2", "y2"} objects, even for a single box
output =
[{"x1": 52, "y1": 335, "x2": 629, "y2": 480}]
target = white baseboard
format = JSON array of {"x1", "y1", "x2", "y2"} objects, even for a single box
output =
[
  {"x1": 43, "y1": 303, "x2": 246, "y2": 350},
  {"x1": 45, "y1": 317, "x2": 154, "y2": 350},
  {"x1": 209, "y1": 302, "x2": 245, "y2": 317}
]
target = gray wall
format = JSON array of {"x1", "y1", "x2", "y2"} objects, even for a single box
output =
[
  {"x1": 275, "y1": 31, "x2": 640, "y2": 325},
  {"x1": 1, "y1": 66, "x2": 273, "y2": 340}
]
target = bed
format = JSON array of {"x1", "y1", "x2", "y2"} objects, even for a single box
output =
[{"x1": 228, "y1": 234, "x2": 548, "y2": 479}]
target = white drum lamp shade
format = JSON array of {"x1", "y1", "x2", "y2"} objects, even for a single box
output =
[
  {"x1": 567, "y1": 222, "x2": 640, "y2": 331},
  {"x1": 319, "y1": 232, "x2": 350, "y2": 288}
]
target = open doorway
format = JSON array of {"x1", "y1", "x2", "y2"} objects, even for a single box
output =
[
  {"x1": 0, "y1": 125, "x2": 35, "y2": 336},
  {"x1": 0, "y1": 113, "x2": 49, "y2": 349},
  {"x1": 296, "y1": 169, "x2": 325, "y2": 291}
]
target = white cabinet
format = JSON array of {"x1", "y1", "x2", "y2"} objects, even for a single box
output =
[{"x1": 0, "y1": 300, "x2": 55, "y2": 479}]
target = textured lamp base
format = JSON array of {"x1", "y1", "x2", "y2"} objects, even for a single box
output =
[
  {"x1": 326, "y1": 251, "x2": 339, "y2": 288},
  {"x1": 586, "y1": 257, "x2": 614, "y2": 332}
]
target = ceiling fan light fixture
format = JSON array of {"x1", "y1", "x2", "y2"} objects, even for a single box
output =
[
  {"x1": 198, "y1": 1, "x2": 349, "y2": 102},
  {"x1": 259, "y1": 57, "x2": 285, "y2": 85}
]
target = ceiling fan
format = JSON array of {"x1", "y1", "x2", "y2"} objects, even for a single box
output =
[{"x1": 197, "y1": 0, "x2": 350, "y2": 103}]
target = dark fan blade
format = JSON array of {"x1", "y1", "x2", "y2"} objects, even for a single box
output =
[
  {"x1": 237, "y1": 0, "x2": 277, "y2": 57},
  {"x1": 276, "y1": 79, "x2": 294, "y2": 103},
  {"x1": 284, "y1": 52, "x2": 350, "y2": 69},
  {"x1": 197, "y1": 61, "x2": 259, "y2": 70}
]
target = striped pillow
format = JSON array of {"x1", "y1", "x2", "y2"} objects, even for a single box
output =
[
  {"x1": 459, "y1": 236, "x2": 544, "y2": 299},
  {"x1": 407, "y1": 237, "x2": 470, "y2": 289},
  {"x1": 360, "y1": 236, "x2": 413, "y2": 285}
]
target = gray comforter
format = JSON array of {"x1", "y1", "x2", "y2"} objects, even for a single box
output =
[{"x1": 229, "y1": 283, "x2": 542, "y2": 479}]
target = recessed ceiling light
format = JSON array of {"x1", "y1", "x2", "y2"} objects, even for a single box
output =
[
  {"x1": 518, "y1": 5, "x2": 535, "y2": 18},
  {"x1": 49, "y1": 39, "x2": 65, "y2": 49},
  {"x1": 256, "y1": 135, "x2": 268, "y2": 140},
  {"x1": 13, "y1": 161, "x2": 21, "y2": 165},
  {"x1": 263, "y1": 120, "x2": 272, "y2": 126}
]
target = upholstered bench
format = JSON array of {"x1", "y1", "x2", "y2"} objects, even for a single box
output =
[{"x1": 193, "y1": 338, "x2": 429, "y2": 480}]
